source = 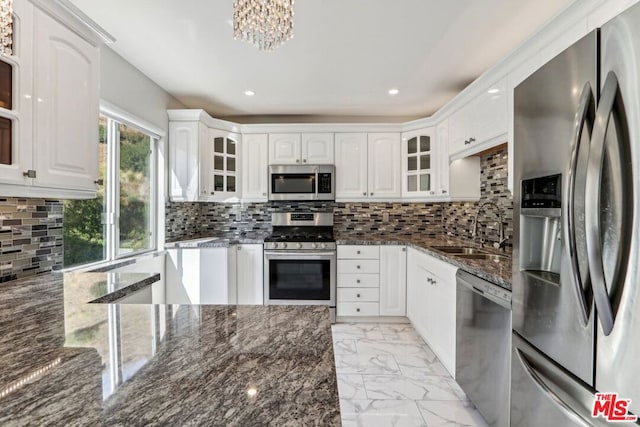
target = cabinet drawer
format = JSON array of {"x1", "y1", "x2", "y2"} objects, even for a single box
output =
[
  {"x1": 338, "y1": 245, "x2": 380, "y2": 259},
  {"x1": 338, "y1": 259, "x2": 379, "y2": 274},
  {"x1": 338, "y1": 288, "x2": 380, "y2": 303},
  {"x1": 337, "y1": 302, "x2": 379, "y2": 317},
  {"x1": 338, "y1": 273, "x2": 380, "y2": 287}
]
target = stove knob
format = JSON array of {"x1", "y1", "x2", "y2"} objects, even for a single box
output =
[
  {"x1": 282, "y1": 243, "x2": 288, "y2": 249},
  {"x1": 312, "y1": 243, "x2": 318, "y2": 249},
  {"x1": 273, "y1": 243, "x2": 279, "y2": 249},
  {"x1": 297, "y1": 243, "x2": 302, "y2": 249},
  {"x1": 321, "y1": 243, "x2": 327, "y2": 249}
]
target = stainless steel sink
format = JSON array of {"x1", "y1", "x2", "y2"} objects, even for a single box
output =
[
  {"x1": 454, "y1": 253, "x2": 509, "y2": 262},
  {"x1": 430, "y1": 246, "x2": 489, "y2": 255}
]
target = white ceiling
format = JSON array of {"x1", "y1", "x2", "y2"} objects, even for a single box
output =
[{"x1": 70, "y1": 0, "x2": 574, "y2": 122}]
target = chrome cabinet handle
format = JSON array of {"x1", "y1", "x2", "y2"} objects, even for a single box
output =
[
  {"x1": 356, "y1": 308, "x2": 360, "y2": 313},
  {"x1": 363, "y1": 192, "x2": 367, "y2": 196},
  {"x1": 23, "y1": 170, "x2": 36, "y2": 178},
  {"x1": 464, "y1": 139, "x2": 471, "y2": 145},
  {"x1": 296, "y1": 159, "x2": 300, "y2": 163},
  {"x1": 357, "y1": 250, "x2": 361, "y2": 254},
  {"x1": 586, "y1": 71, "x2": 632, "y2": 336},
  {"x1": 356, "y1": 279, "x2": 361, "y2": 284},
  {"x1": 442, "y1": 190, "x2": 447, "y2": 194},
  {"x1": 357, "y1": 265, "x2": 361, "y2": 269},
  {"x1": 94, "y1": 179, "x2": 104, "y2": 186},
  {"x1": 564, "y1": 81, "x2": 594, "y2": 326},
  {"x1": 303, "y1": 159, "x2": 307, "y2": 163},
  {"x1": 469, "y1": 137, "x2": 476, "y2": 143},
  {"x1": 357, "y1": 294, "x2": 361, "y2": 298},
  {"x1": 370, "y1": 192, "x2": 374, "y2": 196}
]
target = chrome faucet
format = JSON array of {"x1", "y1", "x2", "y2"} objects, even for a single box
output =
[{"x1": 471, "y1": 201, "x2": 508, "y2": 250}]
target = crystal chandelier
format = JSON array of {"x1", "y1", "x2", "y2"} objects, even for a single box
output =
[
  {"x1": 233, "y1": 0, "x2": 294, "y2": 52},
  {"x1": 0, "y1": 0, "x2": 12, "y2": 55}
]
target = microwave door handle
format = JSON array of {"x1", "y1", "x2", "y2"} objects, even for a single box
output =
[
  {"x1": 564, "y1": 81, "x2": 594, "y2": 326},
  {"x1": 315, "y1": 168, "x2": 319, "y2": 199}
]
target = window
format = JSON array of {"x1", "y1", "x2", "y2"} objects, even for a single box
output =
[{"x1": 64, "y1": 114, "x2": 157, "y2": 268}]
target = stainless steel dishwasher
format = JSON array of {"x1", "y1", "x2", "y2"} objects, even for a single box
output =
[{"x1": 456, "y1": 270, "x2": 511, "y2": 427}]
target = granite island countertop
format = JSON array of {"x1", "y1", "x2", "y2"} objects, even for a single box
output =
[{"x1": 0, "y1": 273, "x2": 340, "y2": 426}]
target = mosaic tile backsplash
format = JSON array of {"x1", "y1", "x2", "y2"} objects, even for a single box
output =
[
  {"x1": 0, "y1": 198, "x2": 64, "y2": 283},
  {"x1": 166, "y1": 145, "x2": 513, "y2": 248}
]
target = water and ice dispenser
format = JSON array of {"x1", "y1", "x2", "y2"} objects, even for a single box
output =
[{"x1": 519, "y1": 174, "x2": 563, "y2": 281}]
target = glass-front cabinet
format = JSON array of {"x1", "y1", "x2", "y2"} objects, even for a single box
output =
[
  {"x1": 401, "y1": 128, "x2": 437, "y2": 198},
  {"x1": 204, "y1": 129, "x2": 240, "y2": 201}
]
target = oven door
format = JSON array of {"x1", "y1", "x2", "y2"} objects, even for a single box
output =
[{"x1": 263, "y1": 250, "x2": 336, "y2": 306}]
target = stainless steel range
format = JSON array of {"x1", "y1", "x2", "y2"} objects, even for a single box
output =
[{"x1": 263, "y1": 212, "x2": 336, "y2": 321}]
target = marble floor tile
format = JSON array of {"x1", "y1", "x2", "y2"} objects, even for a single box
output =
[
  {"x1": 416, "y1": 400, "x2": 488, "y2": 427},
  {"x1": 335, "y1": 354, "x2": 401, "y2": 375},
  {"x1": 340, "y1": 399, "x2": 427, "y2": 427},
  {"x1": 379, "y1": 324, "x2": 422, "y2": 341},
  {"x1": 362, "y1": 375, "x2": 462, "y2": 401},
  {"x1": 394, "y1": 354, "x2": 450, "y2": 377},
  {"x1": 333, "y1": 339, "x2": 358, "y2": 355},
  {"x1": 332, "y1": 323, "x2": 385, "y2": 340},
  {"x1": 356, "y1": 339, "x2": 430, "y2": 356},
  {"x1": 337, "y1": 375, "x2": 368, "y2": 400}
]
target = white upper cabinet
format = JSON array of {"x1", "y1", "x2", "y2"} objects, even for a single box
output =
[
  {"x1": 301, "y1": 133, "x2": 334, "y2": 164},
  {"x1": 335, "y1": 133, "x2": 368, "y2": 199},
  {"x1": 269, "y1": 133, "x2": 333, "y2": 165},
  {"x1": 401, "y1": 128, "x2": 436, "y2": 198},
  {"x1": 449, "y1": 77, "x2": 508, "y2": 159},
  {"x1": 205, "y1": 129, "x2": 241, "y2": 202},
  {"x1": 0, "y1": 1, "x2": 108, "y2": 198},
  {"x1": 269, "y1": 133, "x2": 301, "y2": 164},
  {"x1": 241, "y1": 134, "x2": 268, "y2": 202},
  {"x1": 168, "y1": 110, "x2": 241, "y2": 202},
  {"x1": 368, "y1": 133, "x2": 401, "y2": 199},
  {"x1": 33, "y1": 9, "x2": 99, "y2": 192}
]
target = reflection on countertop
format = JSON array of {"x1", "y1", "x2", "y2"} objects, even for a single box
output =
[{"x1": 0, "y1": 274, "x2": 340, "y2": 425}]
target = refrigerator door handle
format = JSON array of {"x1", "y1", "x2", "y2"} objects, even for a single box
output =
[
  {"x1": 515, "y1": 348, "x2": 592, "y2": 427},
  {"x1": 564, "y1": 81, "x2": 594, "y2": 325},
  {"x1": 586, "y1": 71, "x2": 633, "y2": 336}
]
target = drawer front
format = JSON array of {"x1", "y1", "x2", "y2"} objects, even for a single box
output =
[
  {"x1": 338, "y1": 287, "x2": 380, "y2": 303},
  {"x1": 337, "y1": 302, "x2": 379, "y2": 317},
  {"x1": 337, "y1": 273, "x2": 380, "y2": 288},
  {"x1": 338, "y1": 245, "x2": 380, "y2": 260},
  {"x1": 338, "y1": 259, "x2": 379, "y2": 274}
]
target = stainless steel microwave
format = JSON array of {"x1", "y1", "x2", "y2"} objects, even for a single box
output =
[{"x1": 268, "y1": 165, "x2": 335, "y2": 201}]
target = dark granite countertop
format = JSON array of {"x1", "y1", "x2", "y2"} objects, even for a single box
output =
[
  {"x1": 0, "y1": 273, "x2": 339, "y2": 426},
  {"x1": 335, "y1": 232, "x2": 513, "y2": 290},
  {"x1": 165, "y1": 231, "x2": 270, "y2": 248}
]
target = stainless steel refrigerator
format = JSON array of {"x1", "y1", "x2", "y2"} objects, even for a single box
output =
[{"x1": 512, "y1": 3, "x2": 640, "y2": 426}]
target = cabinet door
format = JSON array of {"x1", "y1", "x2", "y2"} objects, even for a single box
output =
[
  {"x1": 32, "y1": 9, "x2": 99, "y2": 191},
  {"x1": 0, "y1": 1, "x2": 33, "y2": 186},
  {"x1": 205, "y1": 129, "x2": 240, "y2": 201},
  {"x1": 436, "y1": 120, "x2": 450, "y2": 197},
  {"x1": 241, "y1": 134, "x2": 268, "y2": 201},
  {"x1": 401, "y1": 129, "x2": 435, "y2": 198},
  {"x1": 301, "y1": 133, "x2": 334, "y2": 164},
  {"x1": 236, "y1": 244, "x2": 264, "y2": 305},
  {"x1": 473, "y1": 78, "x2": 507, "y2": 145},
  {"x1": 335, "y1": 133, "x2": 368, "y2": 199},
  {"x1": 269, "y1": 133, "x2": 301, "y2": 164},
  {"x1": 169, "y1": 121, "x2": 202, "y2": 201},
  {"x1": 379, "y1": 246, "x2": 407, "y2": 316},
  {"x1": 448, "y1": 106, "x2": 470, "y2": 156},
  {"x1": 199, "y1": 248, "x2": 232, "y2": 304},
  {"x1": 368, "y1": 133, "x2": 401, "y2": 198}
]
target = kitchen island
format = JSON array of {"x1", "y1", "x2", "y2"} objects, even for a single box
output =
[{"x1": 0, "y1": 273, "x2": 340, "y2": 426}]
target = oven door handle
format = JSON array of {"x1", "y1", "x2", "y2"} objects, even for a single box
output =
[
  {"x1": 314, "y1": 167, "x2": 319, "y2": 199},
  {"x1": 264, "y1": 251, "x2": 336, "y2": 257}
]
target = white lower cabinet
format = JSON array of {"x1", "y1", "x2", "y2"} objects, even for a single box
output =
[
  {"x1": 337, "y1": 245, "x2": 406, "y2": 317},
  {"x1": 236, "y1": 244, "x2": 264, "y2": 305},
  {"x1": 406, "y1": 247, "x2": 457, "y2": 377},
  {"x1": 379, "y1": 246, "x2": 407, "y2": 316},
  {"x1": 166, "y1": 247, "x2": 237, "y2": 304}
]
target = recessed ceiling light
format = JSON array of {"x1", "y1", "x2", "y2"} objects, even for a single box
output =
[
  {"x1": 487, "y1": 88, "x2": 500, "y2": 94},
  {"x1": 388, "y1": 88, "x2": 399, "y2": 95},
  {"x1": 244, "y1": 90, "x2": 256, "y2": 97}
]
